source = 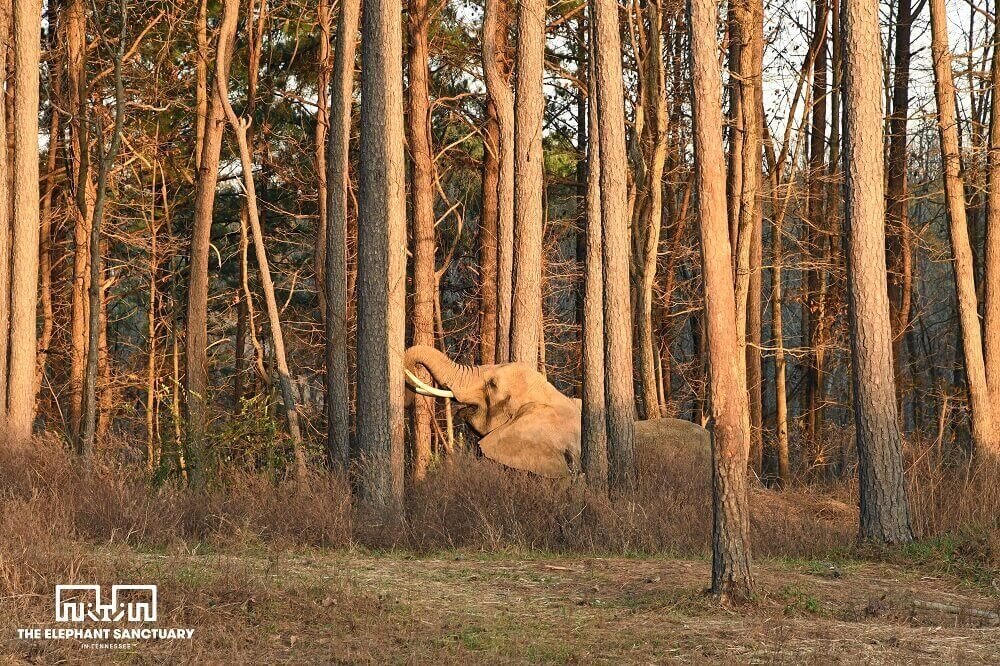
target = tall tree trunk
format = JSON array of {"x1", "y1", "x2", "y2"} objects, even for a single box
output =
[
  {"x1": 36, "y1": 77, "x2": 59, "y2": 400},
  {"x1": 593, "y1": 0, "x2": 636, "y2": 493},
  {"x1": 66, "y1": 0, "x2": 93, "y2": 442},
  {"x1": 887, "y1": 0, "x2": 914, "y2": 407},
  {"x1": 185, "y1": 3, "x2": 234, "y2": 484},
  {"x1": 408, "y1": 0, "x2": 437, "y2": 480},
  {"x1": 581, "y1": 17, "x2": 607, "y2": 492},
  {"x1": 480, "y1": 102, "x2": 499, "y2": 366},
  {"x1": 358, "y1": 0, "x2": 408, "y2": 512},
  {"x1": 217, "y1": 0, "x2": 307, "y2": 480},
  {"x1": 195, "y1": 0, "x2": 208, "y2": 169},
  {"x1": 635, "y1": 1, "x2": 668, "y2": 421},
  {"x1": 510, "y1": 0, "x2": 545, "y2": 366},
  {"x1": 842, "y1": 0, "x2": 913, "y2": 543},
  {"x1": 315, "y1": 0, "x2": 332, "y2": 322},
  {"x1": 689, "y1": 0, "x2": 753, "y2": 603},
  {"x1": 729, "y1": 0, "x2": 764, "y2": 475},
  {"x1": 805, "y1": 0, "x2": 829, "y2": 468},
  {"x1": 0, "y1": 5, "x2": 11, "y2": 434},
  {"x1": 325, "y1": 0, "x2": 360, "y2": 469},
  {"x1": 928, "y1": 0, "x2": 1000, "y2": 456},
  {"x1": 8, "y1": 0, "x2": 43, "y2": 445},
  {"x1": 483, "y1": 0, "x2": 514, "y2": 363},
  {"x1": 984, "y1": 0, "x2": 1000, "y2": 415},
  {"x1": 79, "y1": 14, "x2": 125, "y2": 456}
]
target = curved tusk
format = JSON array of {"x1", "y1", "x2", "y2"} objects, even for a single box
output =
[{"x1": 404, "y1": 367, "x2": 455, "y2": 399}]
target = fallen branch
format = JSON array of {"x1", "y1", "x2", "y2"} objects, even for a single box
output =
[{"x1": 912, "y1": 599, "x2": 1000, "y2": 625}]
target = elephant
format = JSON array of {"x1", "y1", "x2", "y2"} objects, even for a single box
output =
[{"x1": 404, "y1": 345, "x2": 710, "y2": 478}]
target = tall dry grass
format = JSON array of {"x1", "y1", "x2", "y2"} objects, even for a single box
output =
[{"x1": 0, "y1": 433, "x2": 995, "y2": 564}]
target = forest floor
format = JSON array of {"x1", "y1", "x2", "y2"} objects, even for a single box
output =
[{"x1": 4, "y1": 546, "x2": 1000, "y2": 664}]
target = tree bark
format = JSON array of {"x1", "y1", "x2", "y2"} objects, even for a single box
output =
[
  {"x1": 842, "y1": 0, "x2": 913, "y2": 543},
  {"x1": 482, "y1": 0, "x2": 514, "y2": 364},
  {"x1": 325, "y1": 0, "x2": 360, "y2": 469},
  {"x1": 78, "y1": 11, "x2": 126, "y2": 457},
  {"x1": 408, "y1": 0, "x2": 437, "y2": 480},
  {"x1": 480, "y1": 102, "x2": 500, "y2": 366},
  {"x1": 66, "y1": 0, "x2": 93, "y2": 442},
  {"x1": 689, "y1": 0, "x2": 753, "y2": 603},
  {"x1": 358, "y1": 0, "x2": 408, "y2": 513},
  {"x1": 804, "y1": 0, "x2": 829, "y2": 468},
  {"x1": 592, "y1": 0, "x2": 636, "y2": 493},
  {"x1": 887, "y1": 0, "x2": 914, "y2": 406},
  {"x1": 928, "y1": 0, "x2": 1000, "y2": 456},
  {"x1": 185, "y1": 1, "x2": 234, "y2": 484},
  {"x1": 0, "y1": 4, "x2": 11, "y2": 435},
  {"x1": 581, "y1": 17, "x2": 607, "y2": 492},
  {"x1": 7, "y1": 0, "x2": 43, "y2": 445},
  {"x1": 984, "y1": 0, "x2": 1000, "y2": 415},
  {"x1": 216, "y1": 0, "x2": 307, "y2": 480},
  {"x1": 510, "y1": 0, "x2": 545, "y2": 366},
  {"x1": 315, "y1": 0, "x2": 332, "y2": 322},
  {"x1": 635, "y1": 1, "x2": 668, "y2": 421}
]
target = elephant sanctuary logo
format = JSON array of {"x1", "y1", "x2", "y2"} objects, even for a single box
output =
[
  {"x1": 14, "y1": 584, "x2": 194, "y2": 650},
  {"x1": 55, "y1": 584, "x2": 158, "y2": 623}
]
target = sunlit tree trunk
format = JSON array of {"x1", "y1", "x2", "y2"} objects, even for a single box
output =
[
  {"x1": 408, "y1": 0, "x2": 438, "y2": 480},
  {"x1": 804, "y1": 0, "x2": 829, "y2": 468},
  {"x1": 186, "y1": 2, "x2": 234, "y2": 484},
  {"x1": 887, "y1": 0, "x2": 914, "y2": 407},
  {"x1": 480, "y1": 102, "x2": 499, "y2": 366},
  {"x1": 358, "y1": 0, "x2": 408, "y2": 512},
  {"x1": 592, "y1": 0, "x2": 636, "y2": 492},
  {"x1": 690, "y1": 0, "x2": 753, "y2": 602},
  {"x1": 78, "y1": 24, "x2": 125, "y2": 457},
  {"x1": 984, "y1": 0, "x2": 1000, "y2": 416},
  {"x1": 510, "y1": 0, "x2": 545, "y2": 366},
  {"x1": 315, "y1": 0, "x2": 332, "y2": 321},
  {"x1": 635, "y1": 1, "x2": 668, "y2": 421},
  {"x1": 928, "y1": 0, "x2": 1000, "y2": 456},
  {"x1": 325, "y1": 0, "x2": 360, "y2": 469},
  {"x1": 66, "y1": 0, "x2": 93, "y2": 442},
  {"x1": 483, "y1": 0, "x2": 514, "y2": 363},
  {"x1": 7, "y1": 0, "x2": 43, "y2": 445},
  {"x1": 842, "y1": 0, "x2": 913, "y2": 543},
  {"x1": 729, "y1": 0, "x2": 764, "y2": 475},
  {"x1": 581, "y1": 17, "x2": 607, "y2": 492},
  {"x1": 0, "y1": 5, "x2": 10, "y2": 435}
]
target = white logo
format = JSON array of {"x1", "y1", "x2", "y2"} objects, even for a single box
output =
[{"x1": 55, "y1": 585, "x2": 157, "y2": 623}]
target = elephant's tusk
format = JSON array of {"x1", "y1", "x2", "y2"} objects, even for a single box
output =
[{"x1": 404, "y1": 367, "x2": 455, "y2": 399}]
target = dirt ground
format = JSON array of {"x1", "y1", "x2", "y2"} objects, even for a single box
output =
[{"x1": 4, "y1": 548, "x2": 999, "y2": 664}]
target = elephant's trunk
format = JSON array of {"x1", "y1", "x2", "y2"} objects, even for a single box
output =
[{"x1": 404, "y1": 346, "x2": 477, "y2": 397}]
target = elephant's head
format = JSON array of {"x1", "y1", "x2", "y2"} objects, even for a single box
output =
[{"x1": 403, "y1": 345, "x2": 581, "y2": 477}]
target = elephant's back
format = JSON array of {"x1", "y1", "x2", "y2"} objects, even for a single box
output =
[{"x1": 634, "y1": 418, "x2": 710, "y2": 458}]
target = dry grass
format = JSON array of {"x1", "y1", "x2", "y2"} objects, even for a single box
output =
[{"x1": 1, "y1": 433, "x2": 998, "y2": 662}]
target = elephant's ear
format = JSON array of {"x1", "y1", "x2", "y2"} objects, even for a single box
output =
[{"x1": 478, "y1": 404, "x2": 578, "y2": 478}]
